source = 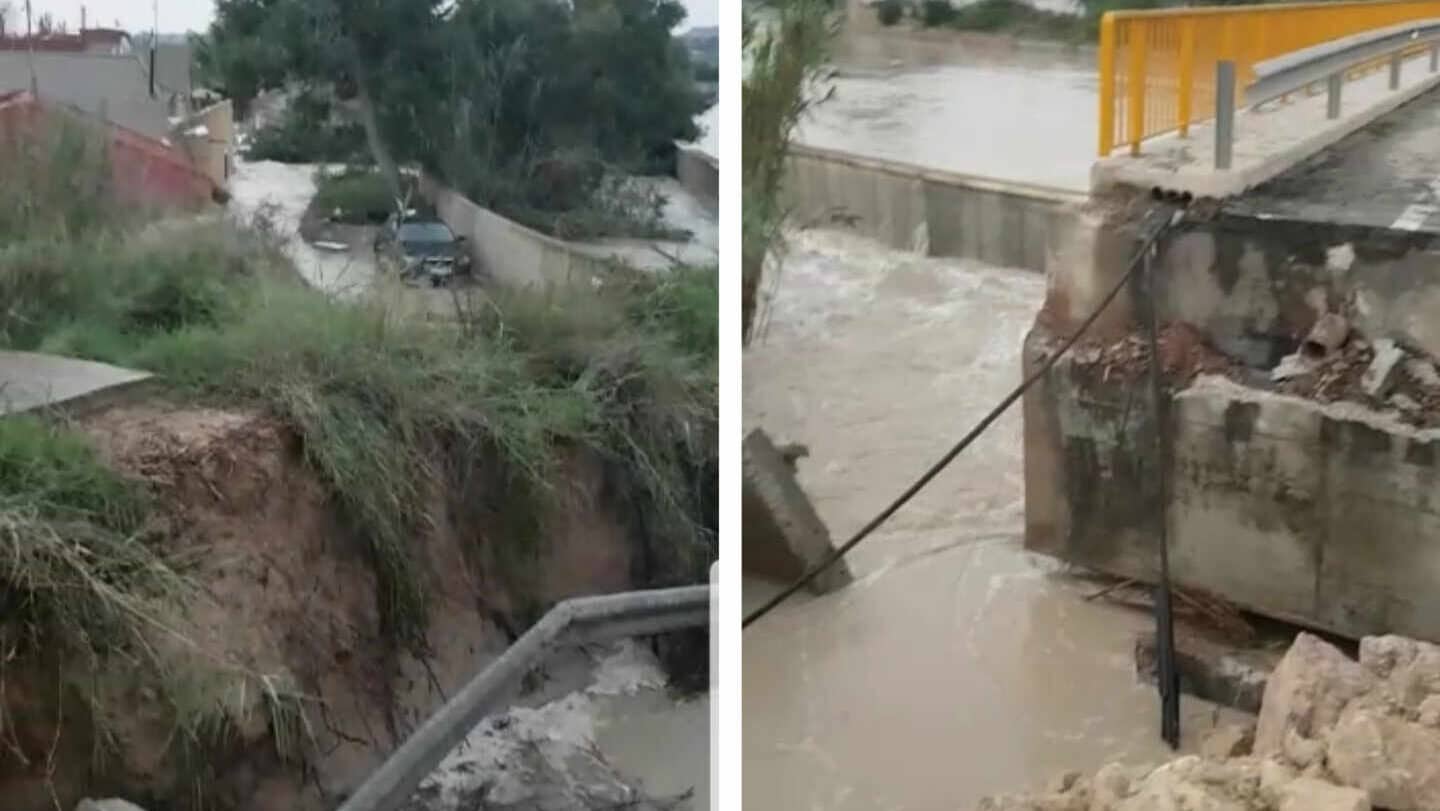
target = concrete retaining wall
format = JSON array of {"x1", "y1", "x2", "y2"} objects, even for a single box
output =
[
  {"x1": 181, "y1": 98, "x2": 234, "y2": 191},
  {"x1": 837, "y1": 23, "x2": 1094, "y2": 70},
  {"x1": 420, "y1": 173, "x2": 608, "y2": 288},
  {"x1": 1023, "y1": 212, "x2": 1440, "y2": 641},
  {"x1": 1158, "y1": 216, "x2": 1440, "y2": 366},
  {"x1": 1026, "y1": 358, "x2": 1440, "y2": 642},
  {"x1": 784, "y1": 143, "x2": 1083, "y2": 272},
  {"x1": 676, "y1": 145, "x2": 718, "y2": 213}
]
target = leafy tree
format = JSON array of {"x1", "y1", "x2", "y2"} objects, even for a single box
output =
[
  {"x1": 198, "y1": 0, "x2": 705, "y2": 233},
  {"x1": 192, "y1": 0, "x2": 292, "y2": 118}
]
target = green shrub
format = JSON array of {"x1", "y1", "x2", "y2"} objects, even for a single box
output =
[
  {"x1": 312, "y1": 169, "x2": 416, "y2": 224},
  {"x1": 876, "y1": 0, "x2": 906, "y2": 24},
  {"x1": 246, "y1": 92, "x2": 368, "y2": 164},
  {"x1": 920, "y1": 0, "x2": 958, "y2": 25}
]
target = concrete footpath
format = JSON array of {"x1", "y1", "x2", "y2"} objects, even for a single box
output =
[
  {"x1": 1095, "y1": 53, "x2": 1440, "y2": 198},
  {"x1": 0, "y1": 351, "x2": 152, "y2": 417}
]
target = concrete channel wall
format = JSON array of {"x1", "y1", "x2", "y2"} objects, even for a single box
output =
[
  {"x1": 1023, "y1": 213, "x2": 1440, "y2": 642},
  {"x1": 784, "y1": 143, "x2": 1084, "y2": 272},
  {"x1": 676, "y1": 145, "x2": 718, "y2": 213},
  {"x1": 420, "y1": 173, "x2": 609, "y2": 288}
]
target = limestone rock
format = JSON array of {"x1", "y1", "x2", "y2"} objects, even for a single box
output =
[
  {"x1": 1254, "y1": 633, "x2": 1377, "y2": 755},
  {"x1": 1047, "y1": 770, "x2": 1085, "y2": 794},
  {"x1": 1326, "y1": 704, "x2": 1440, "y2": 810},
  {"x1": 1202, "y1": 722, "x2": 1256, "y2": 760},
  {"x1": 1276, "y1": 777, "x2": 1370, "y2": 811},
  {"x1": 1115, "y1": 756, "x2": 1263, "y2": 811},
  {"x1": 1089, "y1": 762, "x2": 1146, "y2": 811},
  {"x1": 1258, "y1": 758, "x2": 1298, "y2": 804},
  {"x1": 1281, "y1": 728, "x2": 1324, "y2": 769},
  {"x1": 1417, "y1": 695, "x2": 1440, "y2": 727},
  {"x1": 1358, "y1": 635, "x2": 1440, "y2": 710}
]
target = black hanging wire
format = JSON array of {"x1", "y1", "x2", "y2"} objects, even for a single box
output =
[
  {"x1": 1142, "y1": 220, "x2": 1181, "y2": 749},
  {"x1": 743, "y1": 204, "x2": 1187, "y2": 646}
]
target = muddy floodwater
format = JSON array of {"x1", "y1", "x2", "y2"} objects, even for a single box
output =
[
  {"x1": 743, "y1": 230, "x2": 1242, "y2": 811},
  {"x1": 796, "y1": 61, "x2": 1098, "y2": 191}
]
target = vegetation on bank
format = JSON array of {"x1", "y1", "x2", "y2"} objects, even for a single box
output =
[
  {"x1": 742, "y1": 0, "x2": 837, "y2": 342},
  {"x1": 0, "y1": 127, "x2": 717, "y2": 802},
  {"x1": 208, "y1": 0, "x2": 709, "y2": 240}
]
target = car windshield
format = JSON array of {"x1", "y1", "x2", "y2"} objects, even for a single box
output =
[{"x1": 397, "y1": 222, "x2": 454, "y2": 243}]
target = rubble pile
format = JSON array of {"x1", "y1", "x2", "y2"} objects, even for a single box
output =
[
  {"x1": 976, "y1": 632, "x2": 1440, "y2": 811},
  {"x1": 1269, "y1": 315, "x2": 1440, "y2": 426},
  {"x1": 1069, "y1": 322, "x2": 1240, "y2": 386},
  {"x1": 1063, "y1": 313, "x2": 1440, "y2": 426}
]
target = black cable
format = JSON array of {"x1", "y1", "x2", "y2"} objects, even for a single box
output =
[
  {"x1": 742, "y1": 207, "x2": 1180, "y2": 630},
  {"x1": 1142, "y1": 238, "x2": 1182, "y2": 749}
]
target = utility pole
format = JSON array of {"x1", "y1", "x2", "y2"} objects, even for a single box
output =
[
  {"x1": 24, "y1": 0, "x2": 35, "y2": 96},
  {"x1": 148, "y1": 0, "x2": 158, "y2": 98}
]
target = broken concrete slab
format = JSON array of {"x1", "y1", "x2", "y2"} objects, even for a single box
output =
[
  {"x1": 1361, "y1": 338, "x2": 1404, "y2": 397},
  {"x1": 742, "y1": 428, "x2": 853, "y2": 594},
  {"x1": 0, "y1": 351, "x2": 153, "y2": 418},
  {"x1": 1276, "y1": 778, "x2": 1370, "y2": 811},
  {"x1": 1136, "y1": 628, "x2": 1280, "y2": 714}
]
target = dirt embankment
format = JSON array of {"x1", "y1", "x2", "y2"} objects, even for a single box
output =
[{"x1": 0, "y1": 403, "x2": 643, "y2": 811}]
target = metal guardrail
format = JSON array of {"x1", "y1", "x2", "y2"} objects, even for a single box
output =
[
  {"x1": 337, "y1": 585, "x2": 711, "y2": 811},
  {"x1": 1245, "y1": 17, "x2": 1440, "y2": 103},
  {"x1": 1211, "y1": 18, "x2": 1440, "y2": 169},
  {"x1": 1098, "y1": 0, "x2": 1440, "y2": 156}
]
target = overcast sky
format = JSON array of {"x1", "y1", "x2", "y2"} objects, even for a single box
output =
[{"x1": 19, "y1": 0, "x2": 718, "y2": 34}]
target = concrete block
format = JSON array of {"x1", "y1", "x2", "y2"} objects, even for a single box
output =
[
  {"x1": 1362, "y1": 339, "x2": 1404, "y2": 397},
  {"x1": 1277, "y1": 778, "x2": 1370, "y2": 811},
  {"x1": 0, "y1": 351, "x2": 153, "y2": 418},
  {"x1": 1135, "y1": 627, "x2": 1279, "y2": 714},
  {"x1": 742, "y1": 428, "x2": 852, "y2": 594}
]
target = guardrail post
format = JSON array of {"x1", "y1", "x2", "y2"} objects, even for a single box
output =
[
  {"x1": 1127, "y1": 23, "x2": 1147, "y2": 156},
  {"x1": 1177, "y1": 20, "x2": 1197, "y2": 138},
  {"x1": 1431, "y1": 44, "x2": 1438, "y2": 73},
  {"x1": 1215, "y1": 60, "x2": 1235, "y2": 171},
  {"x1": 1391, "y1": 52, "x2": 1402, "y2": 89},
  {"x1": 1326, "y1": 72, "x2": 1342, "y2": 119},
  {"x1": 1098, "y1": 14, "x2": 1117, "y2": 156}
]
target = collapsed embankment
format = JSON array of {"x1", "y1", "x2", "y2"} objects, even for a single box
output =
[
  {"x1": 4, "y1": 404, "x2": 679, "y2": 810},
  {"x1": 0, "y1": 129, "x2": 717, "y2": 810}
]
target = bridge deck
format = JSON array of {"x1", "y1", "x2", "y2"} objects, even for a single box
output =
[{"x1": 1230, "y1": 86, "x2": 1440, "y2": 234}]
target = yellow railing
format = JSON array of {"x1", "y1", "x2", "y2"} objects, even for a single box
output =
[{"x1": 1099, "y1": 0, "x2": 1440, "y2": 156}]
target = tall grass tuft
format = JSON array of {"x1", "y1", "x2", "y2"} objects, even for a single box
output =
[{"x1": 1, "y1": 122, "x2": 717, "y2": 663}]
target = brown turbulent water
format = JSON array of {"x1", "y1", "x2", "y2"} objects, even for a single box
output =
[{"x1": 742, "y1": 229, "x2": 1243, "y2": 811}]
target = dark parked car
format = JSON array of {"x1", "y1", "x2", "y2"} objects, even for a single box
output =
[{"x1": 373, "y1": 214, "x2": 472, "y2": 286}]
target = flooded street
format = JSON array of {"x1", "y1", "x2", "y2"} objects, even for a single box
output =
[
  {"x1": 742, "y1": 230, "x2": 1241, "y2": 810},
  {"x1": 796, "y1": 62, "x2": 1098, "y2": 191},
  {"x1": 227, "y1": 158, "x2": 381, "y2": 297}
]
